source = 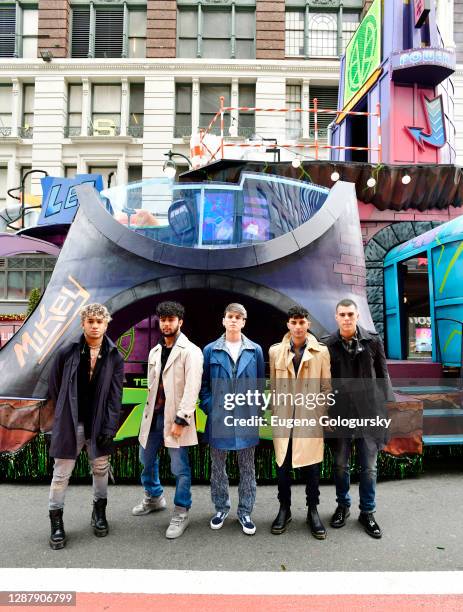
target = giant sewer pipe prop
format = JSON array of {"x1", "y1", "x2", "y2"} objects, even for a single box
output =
[{"x1": 0, "y1": 177, "x2": 374, "y2": 451}]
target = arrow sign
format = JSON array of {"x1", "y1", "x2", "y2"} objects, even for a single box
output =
[{"x1": 407, "y1": 94, "x2": 446, "y2": 150}]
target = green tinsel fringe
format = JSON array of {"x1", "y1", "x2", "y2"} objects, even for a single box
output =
[{"x1": 2, "y1": 435, "x2": 461, "y2": 483}]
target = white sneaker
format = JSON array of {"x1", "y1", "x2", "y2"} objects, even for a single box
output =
[
  {"x1": 165, "y1": 508, "x2": 189, "y2": 539},
  {"x1": 132, "y1": 494, "x2": 167, "y2": 516}
]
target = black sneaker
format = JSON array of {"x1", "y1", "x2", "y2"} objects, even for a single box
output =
[
  {"x1": 330, "y1": 505, "x2": 350, "y2": 528},
  {"x1": 238, "y1": 514, "x2": 256, "y2": 535},
  {"x1": 358, "y1": 512, "x2": 382, "y2": 539}
]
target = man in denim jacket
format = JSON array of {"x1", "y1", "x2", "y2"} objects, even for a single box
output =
[{"x1": 200, "y1": 303, "x2": 265, "y2": 535}]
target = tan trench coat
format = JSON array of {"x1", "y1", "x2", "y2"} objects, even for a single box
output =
[
  {"x1": 269, "y1": 332, "x2": 331, "y2": 468},
  {"x1": 138, "y1": 332, "x2": 203, "y2": 449}
]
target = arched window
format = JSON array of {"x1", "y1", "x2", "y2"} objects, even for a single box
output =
[{"x1": 308, "y1": 12, "x2": 337, "y2": 57}]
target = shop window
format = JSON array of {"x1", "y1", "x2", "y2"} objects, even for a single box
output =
[{"x1": 0, "y1": 255, "x2": 56, "y2": 301}]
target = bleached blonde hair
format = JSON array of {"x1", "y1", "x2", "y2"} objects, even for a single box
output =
[{"x1": 80, "y1": 303, "x2": 112, "y2": 324}]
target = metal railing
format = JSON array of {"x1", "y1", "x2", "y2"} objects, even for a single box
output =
[
  {"x1": 0, "y1": 127, "x2": 12, "y2": 137},
  {"x1": 174, "y1": 125, "x2": 192, "y2": 138},
  {"x1": 127, "y1": 125, "x2": 144, "y2": 138},
  {"x1": 87, "y1": 123, "x2": 121, "y2": 137},
  {"x1": 18, "y1": 126, "x2": 33, "y2": 139},
  {"x1": 64, "y1": 126, "x2": 82, "y2": 138}
]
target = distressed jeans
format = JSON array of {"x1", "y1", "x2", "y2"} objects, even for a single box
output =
[
  {"x1": 210, "y1": 446, "x2": 256, "y2": 518},
  {"x1": 48, "y1": 422, "x2": 110, "y2": 510},
  {"x1": 333, "y1": 437, "x2": 378, "y2": 513}
]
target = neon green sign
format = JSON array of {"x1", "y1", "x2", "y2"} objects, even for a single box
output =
[{"x1": 343, "y1": 0, "x2": 382, "y2": 108}]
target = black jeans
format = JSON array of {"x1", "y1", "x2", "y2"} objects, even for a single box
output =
[{"x1": 276, "y1": 439, "x2": 320, "y2": 508}]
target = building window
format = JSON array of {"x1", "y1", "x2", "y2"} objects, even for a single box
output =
[
  {"x1": 91, "y1": 84, "x2": 121, "y2": 136},
  {"x1": 178, "y1": 6, "x2": 255, "y2": 59},
  {"x1": 64, "y1": 166, "x2": 77, "y2": 178},
  {"x1": 200, "y1": 84, "x2": 230, "y2": 133},
  {"x1": 21, "y1": 84, "x2": 34, "y2": 138},
  {"x1": 88, "y1": 166, "x2": 117, "y2": 189},
  {"x1": 22, "y1": 9, "x2": 37, "y2": 58},
  {"x1": 175, "y1": 83, "x2": 192, "y2": 138},
  {"x1": 66, "y1": 83, "x2": 82, "y2": 137},
  {"x1": 128, "y1": 165, "x2": 142, "y2": 183},
  {"x1": 0, "y1": 6, "x2": 16, "y2": 57},
  {"x1": 238, "y1": 84, "x2": 255, "y2": 137},
  {"x1": 285, "y1": 84, "x2": 301, "y2": 139},
  {"x1": 285, "y1": 8, "x2": 360, "y2": 58},
  {"x1": 128, "y1": 83, "x2": 144, "y2": 137},
  {"x1": 285, "y1": 11, "x2": 304, "y2": 57},
  {"x1": 342, "y1": 12, "x2": 360, "y2": 52},
  {"x1": 309, "y1": 85, "x2": 338, "y2": 137},
  {"x1": 0, "y1": 166, "x2": 7, "y2": 210},
  {"x1": 0, "y1": 85, "x2": 12, "y2": 136},
  {"x1": 71, "y1": 5, "x2": 145, "y2": 58},
  {"x1": 0, "y1": 5, "x2": 38, "y2": 58},
  {"x1": 128, "y1": 10, "x2": 146, "y2": 58},
  {"x1": 0, "y1": 255, "x2": 56, "y2": 301}
]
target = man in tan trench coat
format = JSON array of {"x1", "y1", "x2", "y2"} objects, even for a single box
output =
[
  {"x1": 269, "y1": 305, "x2": 331, "y2": 539},
  {"x1": 134, "y1": 301, "x2": 203, "y2": 539}
]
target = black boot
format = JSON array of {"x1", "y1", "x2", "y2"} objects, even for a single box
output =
[
  {"x1": 91, "y1": 498, "x2": 108, "y2": 537},
  {"x1": 271, "y1": 505, "x2": 292, "y2": 535},
  {"x1": 49, "y1": 509, "x2": 66, "y2": 550},
  {"x1": 358, "y1": 512, "x2": 382, "y2": 539},
  {"x1": 330, "y1": 505, "x2": 350, "y2": 528},
  {"x1": 307, "y1": 506, "x2": 327, "y2": 540}
]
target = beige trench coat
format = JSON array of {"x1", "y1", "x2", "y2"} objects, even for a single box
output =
[
  {"x1": 269, "y1": 332, "x2": 331, "y2": 468},
  {"x1": 139, "y1": 332, "x2": 203, "y2": 449}
]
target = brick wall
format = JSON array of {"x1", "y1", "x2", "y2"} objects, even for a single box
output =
[
  {"x1": 147, "y1": 0, "x2": 177, "y2": 58},
  {"x1": 360, "y1": 0, "x2": 373, "y2": 20},
  {"x1": 37, "y1": 0, "x2": 70, "y2": 58},
  {"x1": 256, "y1": 0, "x2": 285, "y2": 60}
]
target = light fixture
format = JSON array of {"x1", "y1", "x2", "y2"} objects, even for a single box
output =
[
  {"x1": 162, "y1": 150, "x2": 192, "y2": 179},
  {"x1": 367, "y1": 177, "x2": 376, "y2": 188},
  {"x1": 163, "y1": 159, "x2": 177, "y2": 179},
  {"x1": 40, "y1": 49, "x2": 53, "y2": 62},
  {"x1": 401, "y1": 174, "x2": 411, "y2": 185},
  {"x1": 291, "y1": 157, "x2": 301, "y2": 168},
  {"x1": 331, "y1": 171, "x2": 340, "y2": 182}
]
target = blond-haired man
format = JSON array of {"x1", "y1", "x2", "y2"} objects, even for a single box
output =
[{"x1": 47, "y1": 303, "x2": 124, "y2": 549}]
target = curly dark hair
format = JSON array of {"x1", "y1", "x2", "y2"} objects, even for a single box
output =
[
  {"x1": 156, "y1": 301, "x2": 185, "y2": 319},
  {"x1": 286, "y1": 305, "x2": 310, "y2": 321}
]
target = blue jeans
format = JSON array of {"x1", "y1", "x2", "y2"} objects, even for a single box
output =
[
  {"x1": 333, "y1": 437, "x2": 378, "y2": 513},
  {"x1": 139, "y1": 413, "x2": 192, "y2": 510}
]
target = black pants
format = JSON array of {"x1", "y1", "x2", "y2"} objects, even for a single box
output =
[{"x1": 276, "y1": 439, "x2": 320, "y2": 508}]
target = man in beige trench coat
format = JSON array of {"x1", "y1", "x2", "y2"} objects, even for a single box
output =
[
  {"x1": 133, "y1": 301, "x2": 203, "y2": 539},
  {"x1": 269, "y1": 305, "x2": 331, "y2": 539}
]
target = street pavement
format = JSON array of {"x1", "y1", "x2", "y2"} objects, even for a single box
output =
[{"x1": 0, "y1": 473, "x2": 462, "y2": 572}]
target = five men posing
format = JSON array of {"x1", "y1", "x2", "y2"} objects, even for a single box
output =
[{"x1": 46, "y1": 298, "x2": 389, "y2": 547}]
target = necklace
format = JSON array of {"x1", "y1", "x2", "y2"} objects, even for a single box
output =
[{"x1": 88, "y1": 343, "x2": 102, "y2": 378}]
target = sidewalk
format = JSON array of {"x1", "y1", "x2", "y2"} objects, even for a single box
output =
[{"x1": 1, "y1": 472, "x2": 462, "y2": 572}]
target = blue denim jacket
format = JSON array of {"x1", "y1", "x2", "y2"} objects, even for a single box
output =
[{"x1": 200, "y1": 334, "x2": 265, "y2": 450}]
